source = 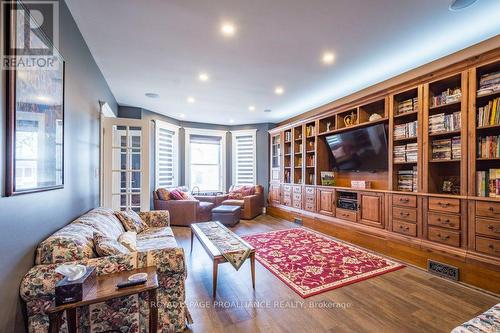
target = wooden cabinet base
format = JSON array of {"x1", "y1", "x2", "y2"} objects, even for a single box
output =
[{"x1": 267, "y1": 205, "x2": 500, "y2": 294}]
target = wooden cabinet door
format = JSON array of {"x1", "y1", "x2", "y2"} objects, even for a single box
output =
[
  {"x1": 359, "y1": 192, "x2": 384, "y2": 228},
  {"x1": 317, "y1": 188, "x2": 335, "y2": 216},
  {"x1": 269, "y1": 184, "x2": 281, "y2": 205}
]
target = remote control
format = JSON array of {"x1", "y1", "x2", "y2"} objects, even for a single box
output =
[{"x1": 116, "y1": 278, "x2": 147, "y2": 289}]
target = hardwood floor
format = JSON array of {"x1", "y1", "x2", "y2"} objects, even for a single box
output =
[{"x1": 172, "y1": 214, "x2": 499, "y2": 333}]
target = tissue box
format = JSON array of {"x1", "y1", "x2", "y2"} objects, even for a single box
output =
[{"x1": 55, "y1": 266, "x2": 96, "y2": 305}]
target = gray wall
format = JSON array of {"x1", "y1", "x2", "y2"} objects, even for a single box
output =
[
  {"x1": 0, "y1": 1, "x2": 118, "y2": 331},
  {"x1": 118, "y1": 107, "x2": 275, "y2": 203}
]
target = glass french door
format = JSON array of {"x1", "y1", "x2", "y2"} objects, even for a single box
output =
[{"x1": 102, "y1": 117, "x2": 150, "y2": 212}]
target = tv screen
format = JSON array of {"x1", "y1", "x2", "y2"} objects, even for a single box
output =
[{"x1": 325, "y1": 123, "x2": 388, "y2": 171}]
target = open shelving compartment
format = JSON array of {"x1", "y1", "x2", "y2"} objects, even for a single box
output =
[
  {"x1": 283, "y1": 128, "x2": 292, "y2": 183},
  {"x1": 292, "y1": 125, "x2": 304, "y2": 184},
  {"x1": 390, "y1": 86, "x2": 421, "y2": 192},
  {"x1": 424, "y1": 71, "x2": 468, "y2": 196},
  {"x1": 469, "y1": 59, "x2": 500, "y2": 198},
  {"x1": 304, "y1": 121, "x2": 317, "y2": 185}
]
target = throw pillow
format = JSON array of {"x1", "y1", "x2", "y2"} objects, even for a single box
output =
[
  {"x1": 118, "y1": 231, "x2": 137, "y2": 252},
  {"x1": 93, "y1": 232, "x2": 130, "y2": 257},
  {"x1": 241, "y1": 185, "x2": 256, "y2": 197},
  {"x1": 228, "y1": 187, "x2": 243, "y2": 200},
  {"x1": 181, "y1": 191, "x2": 196, "y2": 200},
  {"x1": 157, "y1": 188, "x2": 170, "y2": 201},
  {"x1": 115, "y1": 209, "x2": 148, "y2": 233},
  {"x1": 169, "y1": 189, "x2": 184, "y2": 200}
]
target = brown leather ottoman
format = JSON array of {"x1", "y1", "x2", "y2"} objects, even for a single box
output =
[{"x1": 212, "y1": 205, "x2": 241, "y2": 227}]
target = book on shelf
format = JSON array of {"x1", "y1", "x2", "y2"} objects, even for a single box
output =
[
  {"x1": 429, "y1": 111, "x2": 461, "y2": 134},
  {"x1": 394, "y1": 120, "x2": 418, "y2": 139},
  {"x1": 476, "y1": 169, "x2": 500, "y2": 197},
  {"x1": 430, "y1": 87, "x2": 461, "y2": 107},
  {"x1": 306, "y1": 125, "x2": 315, "y2": 137},
  {"x1": 393, "y1": 143, "x2": 417, "y2": 163},
  {"x1": 477, "y1": 97, "x2": 499, "y2": 127},
  {"x1": 431, "y1": 136, "x2": 460, "y2": 161},
  {"x1": 397, "y1": 167, "x2": 417, "y2": 192},
  {"x1": 285, "y1": 131, "x2": 291, "y2": 141},
  {"x1": 397, "y1": 97, "x2": 418, "y2": 115},
  {"x1": 393, "y1": 145, "x2": 406, "y2": 163},
  {"x1": 477, "y1": 70, "x2": 500, "y2": 96},
  {"x1": 477, "y1": 135, "x2": 500, "y2": 159}
]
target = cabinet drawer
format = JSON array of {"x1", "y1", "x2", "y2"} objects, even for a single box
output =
[
  {"x1": 476, "y1": 236, "x2": 500, "y2": 257},
  {"x1": 428, "y1": 212, "x2": 460, "y2": 230},
  {"x1": 392, "y1": 207, "x2": 417, "y2": 223},
  {"x1": 292, "y1": 201, "x2": 302, "y2": 209},
  {"x1": 428, "y1": 197, "x2": 460, "y2": 214},
  {"x1": 305, "y1": 195, "x2": 315, "y2": 203},
  {"x1": 393, "y1": 220, "x2": 417, "y2": 237},
  {"x1": 293, "y1": 186, "x2": 302, "y2": 194},
  {"x1": 392, "y1": 194, "x2": 417, "y2": 208},
  {"x1": 305, "y1": 202, "x2": 316, "y2": 212},
  {"x1": 428, "y1": 227, "x2": 460, "y2": 247},
  {"x1": 283, "y1": 185, "x2": 292, "y2": 192},
  {"x1": 336, "y1": 208, "x2": 357, "y2": 222},
  {"x1": 476, "y1": 218, "x2": 500, "y2": 238},
  {"x1": 305, "y1": 187, "x2": 315, "y2": 195},
  {"x1": 476, "y1": 201, "x2": 500, "y2": 219},
  {"x1": 282, "y1": 197, "x2": 291, "y2": 206},
  {"x1": 293, "y1": 193, "x2": 302, "y2": 201}
]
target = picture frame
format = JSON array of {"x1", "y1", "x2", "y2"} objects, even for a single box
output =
[
  {"x1": 320, "y1": 171, "x2": 335, "y2": 186},
  {"x1": 5, "y1": 1, "x2": 65, "y2": 196}
]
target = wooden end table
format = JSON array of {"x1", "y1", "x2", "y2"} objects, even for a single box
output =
[
  {"x1": 47, "y1": 266, "x2": 159, "y2": 333},
  {"x1": 190, "y1": 221, "x2": 256, "y2": 299}
]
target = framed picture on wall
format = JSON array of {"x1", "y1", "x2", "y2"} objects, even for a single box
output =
[{"x1": 5, "y1": 1, "x2": 65, "y2": 195}]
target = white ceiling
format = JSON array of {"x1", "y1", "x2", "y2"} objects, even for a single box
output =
[{"x1": 66, "y1": 0, "x2": 500, "y2": 125}]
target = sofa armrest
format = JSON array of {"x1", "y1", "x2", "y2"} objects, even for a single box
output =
[
  {"x1": 142, "y1": 247, "x2": 186, "y2": 276},
  {"x1": 20, "y1": 253, "x2": 137, "y2": 303},
  {"x1": 159, "y1": 200, "x2": 198, "y2": 226},
  {"x1": 243, "y1": 194, "x2": 263, "y2": 219},
  {"x1": 139, "y1": 210, "x2": 170, "y2": 228}
]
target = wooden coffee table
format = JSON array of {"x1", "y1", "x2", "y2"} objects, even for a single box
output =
[
  {"x1": 190, "y1": 221, "x2": 255, "y2": 299},
  {"x1": 47, "y1": 266, "x2": 159, "y2": 333}
]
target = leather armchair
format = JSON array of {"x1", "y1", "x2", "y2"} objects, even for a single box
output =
[
  {"x1": 221, "y1": 185, "x2": 264, "y2": 220},
  {"x1": 153, "y1": 191, "x2": 214, "y2": 226}
]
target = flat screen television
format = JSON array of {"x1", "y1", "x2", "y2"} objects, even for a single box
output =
[{"x1": 325, "y1": 123, "x2": 388, "y2": 171}]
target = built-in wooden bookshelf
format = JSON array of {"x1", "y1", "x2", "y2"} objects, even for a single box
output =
[
  {"x1": 270, "y1": 132, "x2": 281, "y2": 182},
  {"x1": 423, "y1": 71, "x2": 468, "y2": 196},
  {"x1": 292, "y1": 125, "x2": 303, "y2": 184},
  {"x1": 469, "y1": 59, "x2": 500, "y2": 199},
  {"x1": 283, "y1": 129, "x2": 292, "y2": 183},
  {"x1": 389, "y1": 86, "x2": 422, "y2": 193},
  {"x1": 305, "y1": 121, "x2": 316, "y2": 185}
]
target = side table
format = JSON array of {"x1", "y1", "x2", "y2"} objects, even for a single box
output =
[{"x1": 47, "y1": 266, "x2": 159, "y2": 333}]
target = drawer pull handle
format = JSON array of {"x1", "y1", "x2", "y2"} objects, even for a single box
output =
[
  {"x1": 437, "y1": 218, "x2": 451, "y2": 224},
  {"x1": 487, "y1": 225, "x2": 500, "y2": 233},
  {"x1": 488, "y1": 207, "x2": 500, "y2": 214},
  {"x1": 488, "y1": 244, "x2": 499, "y2": 252},
  {"x1": 399, "y1": 198, "x2": 409, "y2": 203},
  {"x1": 399, "y1": 225, "x2": 410, "y2": 231},
  {"x1": 438, "y1": 202, "x2": 450, "y2": 207},
  {"x1": 437, "y1": 234, "x2": 450, "y2": 241},
  {"x1": 400, "y1": 212, "x2": 410, "y2": 217}
]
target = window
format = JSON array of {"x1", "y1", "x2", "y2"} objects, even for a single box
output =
[
  {"x1": 231, "y1": 129, "x2": 257, "y2": 186},
  {"x1": 185, "y1": 128, "x2": 226, "y2": 191},
  {"x1": 155, "y1": 120, "x2": 179, "y2": 188}
]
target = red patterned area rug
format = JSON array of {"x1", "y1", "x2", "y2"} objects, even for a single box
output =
[{"x1": 242, "y1": 228, "x2": 404, "y2": 298}]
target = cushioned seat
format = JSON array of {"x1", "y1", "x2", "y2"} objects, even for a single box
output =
[
  {"x1": 198, "y1": 201, "x2": 215, "y2": 221},
  {"x1": 137, "y1": 227, "x2": 175, "y2": 240},
  {"x1": 137, "y1": 235, "x2": 178, "y2": 252},
  {"x1": 221, "y1": 199, "x2": 244, "y2": 207},
  {"x1": 212, "y1": 205, "x2": 241, "y2": 227}
]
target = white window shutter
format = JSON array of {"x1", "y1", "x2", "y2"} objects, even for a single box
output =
[
  {"x1": 155, "y1": 121, "x2": 179, "y2": 188},
  {"x1": 232, "y1": 130, "x2": 257, "y2": 186}
]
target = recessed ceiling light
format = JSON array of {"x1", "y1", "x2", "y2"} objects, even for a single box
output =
[
  {"x1": 274, "y1": 86, "x2": 284, "y2": 95},
  {"x1": 187, "y1": 97, "x2": 196, "y2": 104},
  {"x1": 449, "y1": 0, "x2": 478, "y2": 11},
  {"x1": 198, "y1": 72, "x2": 209, "y2": 82},
  {"x1": 322, "y1": 51, "x2": 335, "y2": 65},
  {"x1": 229, "y1": 119, "x2": 235, "y2": 123},
  {"x1": 248, "y1": 105, "x2": 256, "y2": 111},
  {"x1": 145, "y1": 92, "x2": 160, "y2": 98},
  {"x1": 179, "y1": 113, "x2": 185, "y2": 118},
  {"x1": 221, "y1": 22, "x2": 236, "y2": 37}
]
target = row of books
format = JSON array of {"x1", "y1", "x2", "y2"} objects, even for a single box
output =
[
  {"x1": 477, "y1": 135, "x2": 500, "y2": 159},
  {"x1": 477, "y1": 70, "x2": 500, "y2": 97},
  {"x1": 431, "y1": 137, "x2": 461, "y2": 160},
  {"x1": 393, "y1": 143, "x2": 418, "y2": 163},
  {"x1": 394, "y1": 120, "x2": 418, "y2": 139},
  {"x1": 397, "y1": 167, "x2": 418, "y2": 192},
  {"x1": 430, "y1": 88, "x2": 461, "y2": 107},
  {"x1": 397, "y1": 97, "x2": 418, "y2": 115},
  {"x1": 477, "y1": 97, "x2": 500, "y2": 127},
  {"x1": 284, "y1": 131, "x2": 292, "y2": 142},
  {"x1": 476, "y1": 169, "x2": 500, "y2": 197},
  {"x1": 429, "y1": 111, "x2": 461, "y2": 134}
]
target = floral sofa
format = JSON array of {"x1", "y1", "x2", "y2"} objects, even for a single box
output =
[{"x1": 19, "y1": 207, "x2": 191, "y2": 333}]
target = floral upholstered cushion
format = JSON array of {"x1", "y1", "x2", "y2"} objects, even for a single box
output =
[
  {"x1": 93, "y1": 233, "x2": 130, "y2": 257},
  {"x1": 452, "y1": 303, "x2": 500, "y2": 333},
  {"x1": 117, "y1": 231, "x2": 137, "y2": 252},
  {"x1": 115, "y1": 209, "x2": 148, "y2": 233},
  {"x1": 241, "y1": 185, "x2": 256, "y2": 197},
  {"x1": 228, "y1": 187, "x2": 244, "y2": 200},
  {"x1": 139, "y1": 210, "x2": 170, "y2": 228},
  {"x1": 157, "y1": 188, "x2": 170, "y2": 201}
]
